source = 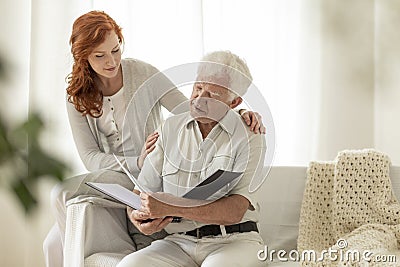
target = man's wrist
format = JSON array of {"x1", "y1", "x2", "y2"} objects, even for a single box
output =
[{"x1": 168, "y1": 203, "x2": 184, "y2": 218}]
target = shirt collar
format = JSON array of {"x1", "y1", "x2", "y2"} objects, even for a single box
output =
[{"x1": 184, "y1": 109, "x2": 239, "y2": 136}]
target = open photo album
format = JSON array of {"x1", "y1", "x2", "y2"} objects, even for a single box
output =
[{"x1": 86, "y1": 154, "x2": 243, "y2": 211}]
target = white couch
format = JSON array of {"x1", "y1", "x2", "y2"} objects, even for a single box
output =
[
  {"x1": 64, "y1": 165, "x2": 400, "y2": 266},
  {"x1": 257, "y1": 166, "x2": 400, "y2": 266},
  {"x1": 256, "y1": 166, "x2": 307, "y2": 267}
]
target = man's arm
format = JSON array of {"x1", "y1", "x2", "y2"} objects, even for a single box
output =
[
  {"x1": 135, "y1": 192, "x2": 250, "y2": 226},
  {"x1": 126, "y1": 193, "x2": 250, "y2": 235}
]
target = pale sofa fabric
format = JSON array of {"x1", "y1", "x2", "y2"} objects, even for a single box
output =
[
  {"x1": 256, "y1": 167, "x2": 306, "y2": 267},
  {"x1": 257, "y1": 167, "x2": 307, "y2": 253}
]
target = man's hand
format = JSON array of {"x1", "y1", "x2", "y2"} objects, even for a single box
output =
[
  {"x1": 126, "y1": 206, "x2": 172, "y2": 235},
  {"x1": 137, "y1": 131, "x2": 159, "y2": 170},
  {"x1": 139, "y1": 192, "x2": 179, "y2": 219},
  {"x1": 240, "y1": 110, "x2": 266, "y2": 134}
]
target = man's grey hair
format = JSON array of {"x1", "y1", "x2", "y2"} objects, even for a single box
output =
[{"x1": 197, "y1": 50, "x2": 253, "y2": 97}]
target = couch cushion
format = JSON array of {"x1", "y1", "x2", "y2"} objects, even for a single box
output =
[
  {"x1": 84, "y1": 252, "x2": 126, "y2": 267},
  {"x1": 390, "y1": 166, "x2": 400, "y2": 199},
  {"x1": 255, "y1": 166, "x2": 307, "y2": 253}
]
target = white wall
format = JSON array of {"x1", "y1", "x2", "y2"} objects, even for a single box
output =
[
  {"x1": 0, "y1": 0, "x2": 33, "y2": 264},
  {"x1": 313, "y1": 0, "x2": 400, "y2": 166},
  {"x1": 291, "y1": 0, "x2": 377, "y2": 164},
  {"x1": 375, "y1": 0, "x2": 400, "y2": 166},
  {"x1": 0, "y1": 1, "x2": 83, "y2": 266},
  {"x1": 309, "y1": 0, "x2": 375, "y2": 161},
  {"x1": 0, "y1": 181, "x2": 56, "y2": 267},
  {"x1": 0, "y1": 0, "x2": 30, "y2": 124}
]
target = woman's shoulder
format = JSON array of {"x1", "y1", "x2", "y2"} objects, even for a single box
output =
[
  {"x1": 121, "y1": 58, "x2": 160, "y2": 81},
  {"x1": 122, "y1": 58, "x2": 158, "y2": 72}
]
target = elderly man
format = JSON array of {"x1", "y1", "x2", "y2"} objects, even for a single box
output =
[{"x1": 118, "y1": 51, "x2": 266, "y2": 267}]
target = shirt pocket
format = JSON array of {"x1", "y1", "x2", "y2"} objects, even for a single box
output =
[
  {"x1": 204, "y1": 155, "x2": 235, "y2": 178},
  {"x1": 202, "y1": 155, "x2": 238, "y2": 200}
]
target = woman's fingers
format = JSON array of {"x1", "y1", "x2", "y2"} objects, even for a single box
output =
[
  {"x1": 147, "y1": 145, "x2": 156, "y2": 154},
  {"x1": 145, "y1": 136, "x2": 158, "y2": 149}
]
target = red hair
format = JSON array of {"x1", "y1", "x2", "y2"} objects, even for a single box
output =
[{"x1": 66, "y1": 11, "x2": 124, "y2": 117}]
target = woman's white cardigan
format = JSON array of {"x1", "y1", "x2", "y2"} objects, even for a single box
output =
[{"x1": 66, "y1": 58, "x2": 187, "y2": 177}]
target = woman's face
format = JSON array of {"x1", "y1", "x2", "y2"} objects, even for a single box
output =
[{"x1": 88, "y1": 31, "x2": 122, "y2": 79}]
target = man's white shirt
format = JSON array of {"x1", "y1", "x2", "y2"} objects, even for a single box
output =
[{"x1": 138, "y1": 110, "x2": 266, "y2": 234}]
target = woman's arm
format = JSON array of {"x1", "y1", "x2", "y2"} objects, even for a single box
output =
[
  {"x1": 66, "y1": 100, "x2": 140, "y2": 174},
  {"x1": 160, "y1": 87, "x2": 188, "y2": 114},
  {"x1": 239, "y1": 109, "x2": 266, "y2": 134}
]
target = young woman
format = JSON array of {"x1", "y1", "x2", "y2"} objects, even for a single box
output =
[{"x1": 43, "y1": 10, "x2": 264, "y2": 267}]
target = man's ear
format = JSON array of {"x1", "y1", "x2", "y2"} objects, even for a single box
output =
[{"x1": 230, "y1": 96, "x2": 242, "y2": 109}]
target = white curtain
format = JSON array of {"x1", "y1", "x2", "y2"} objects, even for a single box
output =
[
  {"x1": 26, "y1": 0, "x2": 307, "y2": 171},
  {"x1": 3, "y1": 0, "x2": 392, "y2": 171}
]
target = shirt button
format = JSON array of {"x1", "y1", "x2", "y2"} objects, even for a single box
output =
[
  {"x1": 111, "y1": 107, "x2": 114, "y2": 111},
  {"x1": 108, "y1": 98, "x2": 111, "y2": 101}
]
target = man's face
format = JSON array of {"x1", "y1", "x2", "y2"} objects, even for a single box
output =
[{"x1": 190, "y1": 82, "x2": 239, "y2": 124}]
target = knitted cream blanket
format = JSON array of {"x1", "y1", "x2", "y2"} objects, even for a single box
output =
[{"x1": 298, "y1": 149, "x2": 400, "y2": 266}]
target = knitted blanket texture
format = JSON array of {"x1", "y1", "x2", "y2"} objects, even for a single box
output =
[{"x1": 298, "y1": 149, "x2": 400, "y2": 266}]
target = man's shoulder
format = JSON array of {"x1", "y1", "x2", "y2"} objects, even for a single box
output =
[
  {"x1": 222, "y1": 111, "x2": 265, "y2": 146},
  {"x1": 232, "y1": 123, "x2": 266, "y2": 154}
]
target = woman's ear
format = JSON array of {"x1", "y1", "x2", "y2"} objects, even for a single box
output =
[{"x1": 230, "y1": 96, "x2": 242, "y2": 109}]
